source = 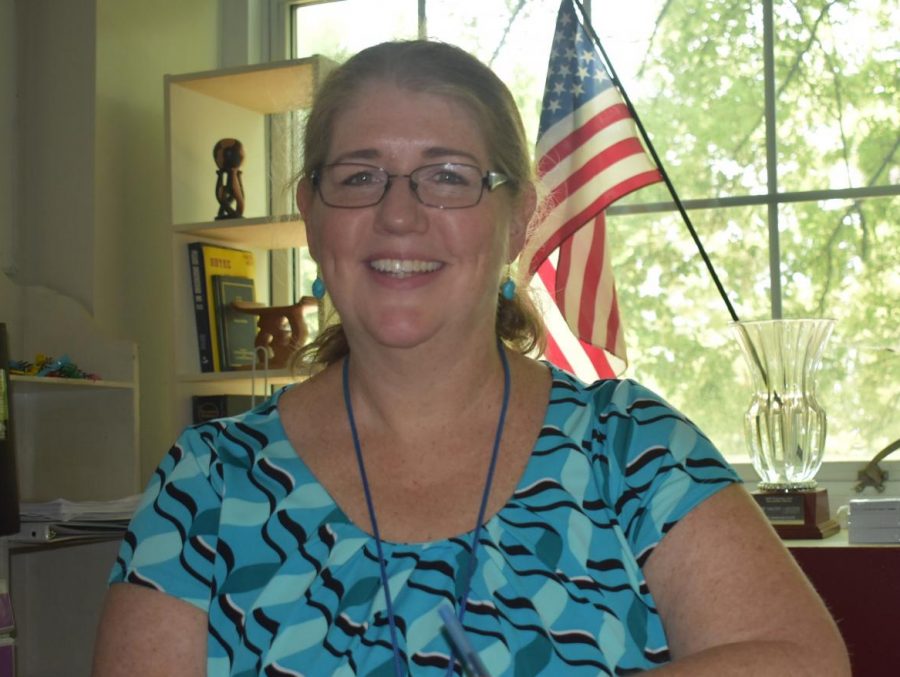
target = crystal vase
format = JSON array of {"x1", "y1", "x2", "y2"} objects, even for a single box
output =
[{"x1": 733, "y1": 319, "x2": 835, "y2": 490}]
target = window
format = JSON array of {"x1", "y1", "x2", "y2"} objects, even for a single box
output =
[{"x1": 284, "y1": 0, "x2": 899, "y2": 465}]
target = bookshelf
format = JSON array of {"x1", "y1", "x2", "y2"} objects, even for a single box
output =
[{"x1": 165, "y1": 56, "x2": 334, "y2": 430}]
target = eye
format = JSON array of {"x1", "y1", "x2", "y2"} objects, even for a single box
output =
[
  {"x1": 341, "y1": 170, "x2": 378, "y2": 187},
  {"x1": 329, "y1": 164, "x2": 386, "y2": 188},
  {"x1": 424, "y1": 165, "x2": 474, "y2": 186}
]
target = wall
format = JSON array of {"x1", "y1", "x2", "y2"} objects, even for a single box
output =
[
  {"x1": 94, "y1": 0, "x2": 219, "y2": 481},
  {"x1": 0, "y1": 0, "x2": 20, "y2": 335},
  {"x1": 13, "y1": 0, "x2": 96, "y2": 311}
]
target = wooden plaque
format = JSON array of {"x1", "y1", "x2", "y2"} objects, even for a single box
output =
[{"x1": 752, "y1": 487, "x2": 840, "y2": 539}]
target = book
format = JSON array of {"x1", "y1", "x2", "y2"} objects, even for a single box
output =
[
  {"x1": 187, "y1": 243, "x2": 255, "y2": 371},
  {"x1": 213, "y1": 275, "x2": 257, "y2": 370},
  {"x1": 192, "y1": 394, "x2": 256, "y2": 423},
  {"x1": 0, "y1": 323, "x2": 20, "y2": 537}
]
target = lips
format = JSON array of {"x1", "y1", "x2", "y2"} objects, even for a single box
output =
[{"x1": 369, "y1": 258, "x2": 443, "y2": 278}]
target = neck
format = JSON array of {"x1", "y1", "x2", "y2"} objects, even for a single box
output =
[{"x1": 341, "y1": 333, "x2": 507, "y2": 436}]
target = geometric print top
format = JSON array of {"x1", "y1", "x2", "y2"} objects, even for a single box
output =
[{"x1": 109, "y1": 364, "x2": 740, "y2": 676}]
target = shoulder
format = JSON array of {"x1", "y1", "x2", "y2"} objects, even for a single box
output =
[
  {"x1": 544, "y1": 364, "x2": 688, "y2": 430},
  {"x1": 543, "y1": 364, "x2": 732, "y2": 476},
  {"x1": 174, "y1": 387, "x2": 291, "y2": 472}
]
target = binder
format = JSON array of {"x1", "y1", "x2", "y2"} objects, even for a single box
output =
[{"x1": 9, "y1": 520, "x2": 129, "y2": 544}]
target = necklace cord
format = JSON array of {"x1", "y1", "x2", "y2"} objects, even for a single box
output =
[
  {"x1": 342, "y1": 356, "x2": 405, "y2": 677},
  {"x1": 342, "y1": 341, "x2": 511, "y2": 677},
  {"x1": 456, "y1": 340, "x2": 511, "y2": 627}
]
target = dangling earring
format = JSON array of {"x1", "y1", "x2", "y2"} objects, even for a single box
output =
[
  {"x1": 312, "y1": 276, "x2": 326, "y2": 300},
  {"x1": 500, "y1": 269, "x2": 516, "y2": 301}
]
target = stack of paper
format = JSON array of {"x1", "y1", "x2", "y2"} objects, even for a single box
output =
[
  {"x1": 19, "y1": 495, "x2": 141, "y2": 522},
  {"x1": 11, "y1": 495, "x2": 141, "y2": 544},
  {"x1": 848, "y1": 498, "x2": 900, "y2": 544}
]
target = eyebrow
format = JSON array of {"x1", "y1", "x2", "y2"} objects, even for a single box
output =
[
  {"x1": 422, "y1": 147, "x2": 481, "y2": 164},
  {"x1": 328, "y1": 146, "x2": 483, "y2": 166}
]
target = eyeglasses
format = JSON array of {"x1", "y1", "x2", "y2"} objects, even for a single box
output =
[{"x1": 310, "y1": 162, "x2": 510, "y2": 209}]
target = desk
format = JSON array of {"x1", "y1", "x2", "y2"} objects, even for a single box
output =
[{"x1": 789, "y1": 531, "x2": 900, "y2": 677}]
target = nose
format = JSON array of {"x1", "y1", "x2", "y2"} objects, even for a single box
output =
[{"x1": 376, "y1": 175, "x2": 426, "y2": 234}]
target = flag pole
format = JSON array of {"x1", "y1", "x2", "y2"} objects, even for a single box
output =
[{"x1": 571, "y1": 0, "x2": 740, "y2": 323}]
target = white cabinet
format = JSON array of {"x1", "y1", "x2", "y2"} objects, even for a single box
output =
[
  {"x1": 10, "y1": 286, "x2": 139, "y2": 502},
  {"x1": 7, "y1": 285, "x2": 140, "y2": 677},
  {"x1": 165, "y1": 56, "x2": 334, "y2": 430}
]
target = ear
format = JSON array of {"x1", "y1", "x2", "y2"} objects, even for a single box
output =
[
  {"x1": 507, "y1": 182, "x2": 537, "y2": 262},
  {"x1": 296, "y1": 177, "x2": 314, "y2": 221},
  {"x1": 297, "y1": 178, "x2": 320, "y2": 261}
]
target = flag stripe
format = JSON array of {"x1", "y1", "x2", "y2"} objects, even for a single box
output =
[
  {"x1": 536, "y1": 100, "x2": 632, "y2": 176},
  {"x1": 572, "y1": 219, "x2": 604, "y2": 341},
  {"x1": 534, "y1": 259, "x2": 611, "y2": 379},
  {"x1": 559, "y1": 219, "x2": 617, "y2": 349},
  {"x1": 547, "y1": 137, "x2": 654, "y2": 214},
  {"x1": 536, "y1": 261, "x2": 576, "y2": 374},
  {"x1": 527, "y1": 165, "x2": 661, "y2": 275},
  {"x1": 535, "y1": 86, "x2": 621, "y2": 157}
]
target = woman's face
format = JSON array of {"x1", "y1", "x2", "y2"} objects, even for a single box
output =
[{"x1": 300, "y1": 81, "x2": 530, "y2": 353}]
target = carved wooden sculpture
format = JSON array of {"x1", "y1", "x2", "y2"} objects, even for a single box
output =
[
  {"x1": 231, "y1": 296, "x2": 319, "y2": 369},
  {"x1": 213, "y1": 138, "x2": 246, "y2": 220}
]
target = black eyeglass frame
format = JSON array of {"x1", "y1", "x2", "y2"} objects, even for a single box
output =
[{"x1": 309, "y1": 162, "x2": 511, "y2": 210}]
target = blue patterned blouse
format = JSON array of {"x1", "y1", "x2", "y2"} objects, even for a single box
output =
[{"x1": 109, "y1": 365, "x2": 739, "y2": 676}]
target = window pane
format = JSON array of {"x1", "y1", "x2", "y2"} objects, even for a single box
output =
[
  {"x1": 615, "y1": 0, "x2": 769, "y2": 199},
  {"x1": 612, "y1": 206, "x2": 771, "y2": 463},
  {"x1": 292, "y1": 0, "x2": 418, "y2": 61},
  {"x1": 425, "y1": 0, "x2": 558, "y2": 144},
  {"x1": 779, "y1": 196, "x2": 900, "y2": 460},
  {"x1": 776, "y1": 0, "x2": 900, "y2": 192}
]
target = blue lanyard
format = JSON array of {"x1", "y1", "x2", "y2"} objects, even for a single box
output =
[{"x1": 342, "y1": 341, "x2": 511, "y2": 676}]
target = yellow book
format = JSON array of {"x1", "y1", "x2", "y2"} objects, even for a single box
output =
[{"x1": 187, "y1": 243, "x2": 255, "y2": 372}]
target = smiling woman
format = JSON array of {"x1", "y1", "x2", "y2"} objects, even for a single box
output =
[
  {"x1": 296, "y1": 76, "x2": 532, "y2": 356},
  {"x1": 91, "y1": 39, "x2": 851, "y2": 677}
]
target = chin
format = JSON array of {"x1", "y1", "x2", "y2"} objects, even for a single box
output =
[
  {"x1": 369, "y1": 329, "x2": 436, "y2": 351},
  {"x1": 356, "y1": 307, "x2": 435, "y2": 342}
]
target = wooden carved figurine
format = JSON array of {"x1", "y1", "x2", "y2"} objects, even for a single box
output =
[
  {"x1": 231, "y1": 296, "x2": 319, "y2": 369},
  {"x1": 213, "y1": 138, "x2": 246, "y2": 220}
]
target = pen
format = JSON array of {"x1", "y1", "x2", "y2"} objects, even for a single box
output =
[{"x1": 439, "y1": 605, "x2": 491, "y2": 677}]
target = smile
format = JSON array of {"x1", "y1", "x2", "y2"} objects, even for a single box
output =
[{"x1": 369, "y1": 258, "x2": 443, "y2": 278}]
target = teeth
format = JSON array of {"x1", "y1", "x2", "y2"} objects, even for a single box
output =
[{"x1": 370, "y1": 259, "x2": 441, "y2": 277}]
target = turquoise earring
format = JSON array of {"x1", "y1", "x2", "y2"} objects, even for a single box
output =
[
  {"x1": 500, "y1": 275, "x2": 516, "y2": 301},
  {"x1": 312, "y1": 277, "x2": 326, "y2": 300}
]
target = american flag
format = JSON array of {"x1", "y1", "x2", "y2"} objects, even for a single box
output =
[{"x1": 523, "y1": 0, "x2": 662, "y2": 380}]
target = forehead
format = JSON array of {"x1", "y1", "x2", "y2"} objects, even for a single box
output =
[{"x1": 327, "y1": 81, "x2": 490, "y2": 165}]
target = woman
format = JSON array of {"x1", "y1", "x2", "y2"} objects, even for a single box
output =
[{"x1": 93, "y1": 41, "x2": 849, "y2": 676}]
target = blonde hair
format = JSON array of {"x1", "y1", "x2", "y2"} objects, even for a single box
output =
[{"x1": 296, "y1": 40, "x2": 545, "y2": 369}]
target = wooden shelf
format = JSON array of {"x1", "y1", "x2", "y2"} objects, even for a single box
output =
[
  {"x1": 11, "y1": 375, "x2": 134, "y2": 391},
  {"x1": 168, "y1": 57, "x2": 325, "y2": 114},
  {"x1": 174, "y1": 214, "x2": 307, "y2": 249},
  {"x1": 176, "y1": 368, "x2": 299, "y2": 385}
]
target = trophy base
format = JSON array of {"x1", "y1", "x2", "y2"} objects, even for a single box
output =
[{"x1": 752, "y1": 487, "x2": 840, "y2": 540}]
